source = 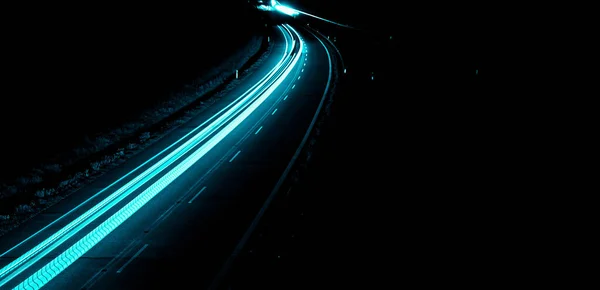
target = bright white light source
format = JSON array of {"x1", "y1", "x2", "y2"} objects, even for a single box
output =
[
  {"x1": 275, "y1": 5, "x2": 299, "y2": 16},
  {"x1": 257, "y1": 4, "x2": 274, "y2": 11}
]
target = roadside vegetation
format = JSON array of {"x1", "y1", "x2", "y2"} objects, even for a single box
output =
[{"x1": 0, "y1": 34, "x2": 274, "y2": 237}]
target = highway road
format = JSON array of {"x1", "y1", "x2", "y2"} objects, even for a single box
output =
[{"x1": 0, "y1": 23, "x2": 338, "y2": 290}]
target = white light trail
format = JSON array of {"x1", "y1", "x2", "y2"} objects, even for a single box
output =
[{"x1": 2, "y1": 24, "x2": 304, "y2": 290}]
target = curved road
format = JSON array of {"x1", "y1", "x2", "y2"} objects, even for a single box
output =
[{"x1": 0, "y1": 23, "x2": 338, "y2": 290}]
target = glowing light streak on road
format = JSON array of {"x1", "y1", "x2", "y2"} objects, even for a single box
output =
[
  {"x1": 11, "y1": 24, "x2": 304, "y2": 290},
  {"x1": 272, "y1": 2, "x2": 354, "y2": 29},
  {"x1": 312, "y1": 28, "x2": 346, "y2": 72},
  {"x1": 293, "y1": 8, "x2": 354, "y2": 28},
  {"x1": 0, "y1": 25, "x2": 298, "y2": 289},
  {"x1": 0, "y1": 29, "x2": 290, "y2": 263},
  {"x1": 259, "y1": 1, "x2": 353, "y2": 29},
  {"x1": 274, "y1": 4, "x2": 299, "y2": 17},
  {"x1": 257, "y1": 4, "x2": 274, "y2": 11},
  {"x1": 0, "y1": 30, "x2": 291, "y2": 287}
]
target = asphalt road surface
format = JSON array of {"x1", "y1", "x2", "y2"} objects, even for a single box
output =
[{"x1": 0, "y1": 23, "x2": 338, "y2": 290}]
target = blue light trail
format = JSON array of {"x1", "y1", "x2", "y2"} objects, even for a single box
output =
[
  {"x1": 1, "y1": 24, "x2": 304, "y2": 290},
  {"x1": 267, "y1": 1, "x2": 354, "y2": 28}
]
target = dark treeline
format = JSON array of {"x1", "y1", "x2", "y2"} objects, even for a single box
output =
[{"x1": 0, "y1": 1, "x2": 263, "y2": 175}]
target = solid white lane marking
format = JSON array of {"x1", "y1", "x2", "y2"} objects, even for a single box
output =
[
  {"x1": 229, "y1": 150, "x2": 241, "y2": 162},
  {"x1": 188, "y1": 186, "x2": 207, "y2": 204},
  {"x1": 116, "y1": 244, "x2": 148, "y2": 274}
]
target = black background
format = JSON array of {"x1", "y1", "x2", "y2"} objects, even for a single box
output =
[
  {"x1": 0, "y1": 1, "x2": 262, "y2": 178},
  {"x1": 1, "y1": 1, "x2": 510, "y2": 287},
  {"x1": 229, "y1": 2, "x2": 505, "y2": 288}
]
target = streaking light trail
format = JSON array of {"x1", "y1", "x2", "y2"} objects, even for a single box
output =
[
  {"x1": 1, "y1": 24, "x2": 304, "y2": 290},
  {"x1": 0, "y1": 27, "x2": 293, "y2": 288},
  {"x1": 257, "y1": 1, "x2": 298, "y2": 16},
  {"x1": 269, "y1": 1, "x2": 354, "y2": 28},
  {"x1": 274, "y1": 5, "x2": 299, "y2": 17},
  {"x1": 292, "y1": 8, "x2": 354, "y2": 28},
  {"x1": 0, "y1": 28, "x2": 292, "y2": 263}
]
